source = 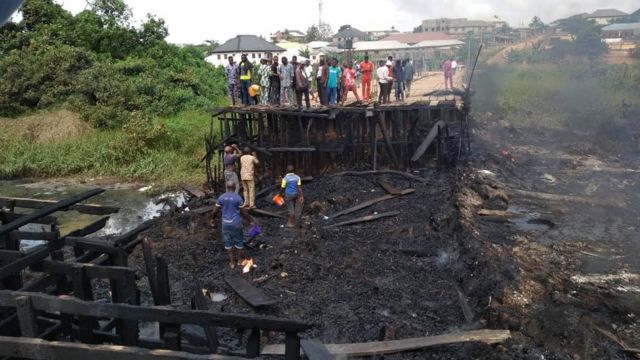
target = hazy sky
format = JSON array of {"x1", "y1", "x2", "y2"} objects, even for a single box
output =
[{"x1": 40, "y1": 0, "x2": 640, "y2": 44}]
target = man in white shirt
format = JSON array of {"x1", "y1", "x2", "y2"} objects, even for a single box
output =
[
  {"x1": 451, "y1": 59, "x2": 458, "y2": 75},
  {"x1": 377, "y1": 60, "x2": 393, "y2": 104}
]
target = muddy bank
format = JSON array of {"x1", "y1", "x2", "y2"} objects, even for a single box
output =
[{"x1": 131, "y1": 168, "x2": 521, "y2": 358}]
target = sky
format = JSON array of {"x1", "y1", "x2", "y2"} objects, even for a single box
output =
[{"x1": 31, "y1": 0, "x2": 640, "y2": 44}]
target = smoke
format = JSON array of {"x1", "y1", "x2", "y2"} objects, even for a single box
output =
[{"x1": 393, "y1": 0, "x2": 639, "y2": 26}]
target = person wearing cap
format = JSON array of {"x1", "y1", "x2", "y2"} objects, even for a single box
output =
[
  {"x1": 211, "y1": 180, "x2": 252, "y2": 269},
  {"x1": 377, "y1": 60, "x2": 393, "y2": 104},
  {"x1": 238, "y1": 54, "x2": 252, "y2": 106},
  {"x1": 258, "y1": 58, "x2": 271, "y2": 105},
  {"x1": 279, "y1": 165, "x2": 304, "y2": 227},
  {"x1": 224, "y1": 56, "x2": 238, "y2": 106},
  {"x1": 223, "y1": 144, "x2": 241, "y2": 193},
  {"x1": 359, "y1": 55, "x2": 374, "y2": 101}
]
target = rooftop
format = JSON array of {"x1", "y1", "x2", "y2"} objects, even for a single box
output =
[
  {"x1": 333, "y1": 27, "x2": 368, "y2": 39},
  {"x1": 383, "y1": 32, "x2": 453, "y2": 45},
  {"x1": 586, "y1": 9, "x2": 629, "y2": 18},
  {"x1": 602, "y1": 22, "x2": 640, "y2": 31},
  {"x1": 211, "y1": 35, "x2": 285, "y2": 54}
]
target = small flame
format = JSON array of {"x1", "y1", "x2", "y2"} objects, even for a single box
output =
[{"x1": 240, "y1": 258, "x2": 255, "y2": 273}]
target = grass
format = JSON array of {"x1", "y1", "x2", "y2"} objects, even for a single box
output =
[{"x1": 0, "y1": 110, "x2": 218, "y2": 185}]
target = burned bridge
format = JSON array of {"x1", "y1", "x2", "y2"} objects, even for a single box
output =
[{"x1": 206, "y1": 92, "x2": 471, "y2": 185}]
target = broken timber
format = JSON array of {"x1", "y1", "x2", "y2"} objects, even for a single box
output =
[
  {"x1": 261, "y1": 329, "x2": 512, "y2": 357},
  {"x1": 325, "y1": 211, "x2": 400, "y2": 229},
  {"x1": 329, "y1": 190, "x2": 414, "y2": 220},
  {"x1": 301, "y1": 339, "x2": 335, "y2": 360},
  {"x1": 225, "y1": 275, "x2": 277, "y2": 307},
  {"x1": 0, "y1": 196, "x2": 118, "y2": 215},
  {"x1": 335, "y1": 170, "x2": 428, "y2": 183}
]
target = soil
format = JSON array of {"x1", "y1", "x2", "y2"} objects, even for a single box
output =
[{"x1": 130, "y1": 112, "x2": 640, "y2": 358}]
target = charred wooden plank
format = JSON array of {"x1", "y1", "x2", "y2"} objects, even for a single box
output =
[
  {"x1": 15, "y1": 296, "x2": 38, "y2": 338},
  {"x1": 324, "y1": 212, "x2": 400, "y2": 229},
  {"x1": 142, "y1": 238, "x2": 159, "y2": 305},
  {"x1": 41, "y1": 260, "x2": 134, "y2": 280},
  {"x1": 9, "y1": 231, "x2": 58, "y2": 242},
  {"x1": 0, "y1": 335, "x2": 247, "y2": 360},
  {"x1": 0, "y1": 196, "x2": 118, "y2": 215},
  {"x1": 0, "y1": 212, "x2": 56, "y2": 225},
  {"x1": 333, "y1": 170, "x2": 428, "y2": 183},
  {"x1": 377, "y1": 180, "x2": 401, "y2": 195},
  {"x1": 329, "y1": 194, "x2": 397, "y2": 220},
  {"x1": 0, "y1": 240, "x2": 64, "y2": 281},
  {"x1": 264, "y1": 330, "x2": 511, "y2": 357},
  {"x1": 0, "y1": 250, "x2": 23, "y2": 262},
  {"x1": 64, "y1": 236, "x2": 118, "y2": 254},
  {"x1": 249, "y1": 208, "x2": 287, "y2": 220},
  {"x1": 0, "y1": 189, "x2": 104, "y2": 236},
  {"x1": 301, "y1": 339, "x2": 335, "y2": 360},
  {"x1": 193, "y1": 286, "x2": 219, "y2": 353},
  {"x1": 411, "y1": 120, "x2": 445, "y2": 162},
  {"x1": 225, "y1": 275, "x2": 277, "y2": 307},
  {"x1": 453, "y1": 283, "x2": 474, "y2": 324},
  {"x1": 63, "y1": 216, "x2": 110, "y2": 238},
  {"x1": 112, "y1": 220, "x2": 155, "y2": 246}
]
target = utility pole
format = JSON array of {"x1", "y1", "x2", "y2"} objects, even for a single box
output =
[{"x1": 318, "y1": 0, "x2": 323, "y2": 28}]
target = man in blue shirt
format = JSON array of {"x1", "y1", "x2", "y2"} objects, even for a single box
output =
[
  {"x1": 212, "y1": 181, "x2": 251, "y2": 268},
  {"x1": 325, "y1": 58, "x2": 342, "y2": 106},
  {"x1": 279, "y1": 165, "x2": 304, "y2": 227}
]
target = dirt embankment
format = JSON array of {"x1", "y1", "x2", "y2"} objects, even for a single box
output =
[{"x1": 0, "y1": 108, "x2": 93, "y2": 143}]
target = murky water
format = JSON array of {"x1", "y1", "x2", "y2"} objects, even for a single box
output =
[{"x1": 0, "y1": 180, "x2": 186, "y2": 248}]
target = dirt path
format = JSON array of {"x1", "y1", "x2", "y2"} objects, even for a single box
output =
[{"x1": 486, "y1": 35, "x2": 544, "y2": 65}]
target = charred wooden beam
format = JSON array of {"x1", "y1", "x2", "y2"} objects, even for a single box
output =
[
  {"x1": 0, "y1": 290, "x2": 311, "y2": 332},
  {"x1": 63, "y1": 216, "x2": 110, "y2": 238},
  {"x1": 0, "y1": 189, "x2": 104, "y2": 236},
  {"x1": 324, "y1": 212, "x2": 400, "y2": 229},
  {"x1": 192, "y1": 286, "x2": 219, "y2": 353},
  {"x1": 0, "y1": 197, "x2": 119, "y2": 215},
  {"x1": 9, "y1": 231, "x2": 59, "y2": 242},
  {"x1": 333, "y1": 170, "x2": 428, "y2": 184},
  {"x1": 225, "y1": 275, "x2": 277, "y2": 307}
]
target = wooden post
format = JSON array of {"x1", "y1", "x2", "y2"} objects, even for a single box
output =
[
  {"x1": 192, "y1": 287, "x2": 219, "y2": 353},
  {"x1": 15, "y1": 296, "x2": 38, "y2": 338},
  {"x1": 141, "y1": 238, "x2": 158, "y2": 305},
  {"x1": 71, "y1": 265, "x2": 97, "y2": 343},
  {"x1": 156, "y1": 256, "x2": 180, "y2": 350},
  {"x1": 285, "y1": 332, "x2": 301, "y2": 360},
  {"x1": 246, "y1": 328, "x2": 261, "y2": 358}
]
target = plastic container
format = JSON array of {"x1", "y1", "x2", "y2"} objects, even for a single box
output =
[{"x1": 272, "y1": 193, "x2": 285, "y2": 207}]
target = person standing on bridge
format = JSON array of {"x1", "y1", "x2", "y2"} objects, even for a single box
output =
[
  {"x1": 393, "y1": 59, "x2": 405, "y2": 102},
  {"x1": 270, "y1": 56, "x2": 281, "y2": 105},
  {"x1": 279, "y1": 165, "x2": 304, "y2": 228},
  {"x1": 224, "y1": 56, "x2": 238, "y2": 106},
  {"x1": 211, "y1": 180, "x2": 252, "y2": 269},
  {"x1": 442, "y1": 58, "x2": 453, "y2": 90},
  {"x1": 259, "y1": 58, "x2": 270, "y2": 105},
  {"x1": 404, "y1": 59, "x2": 414, "y2": 98},
  {"x1": 325, "y1": 59, "x2": 341, "y2": 106},
  {"x1": 238, "y1": 54, "x2": 252, "y2": 106},
  {"x1": 279, "y1": 57, "x2": 294, "y2": 107},
  {"x1": 377, "y1": 60, "x2": 392, "y2": 104},
  {"x1": 359, "y1": 55, "x2": 374, "y2": 101},
  {"x1": 295, "y1": 61, "x2": 311, "y2": 110},
  {"x1": 451, "y1": 59, "x2": 458, "y2": 75},
  {"x1": 341, "y1": 62, "x2": 360, "y2": 105}
]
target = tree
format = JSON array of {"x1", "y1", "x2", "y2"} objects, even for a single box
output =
[
  {"x1": 318, "y1": 23, "x2": 332, "y2": 40},
  {"x1": 305, "y1": 25, "x2": 320, "y2": 42},
  {"x1": 412, "y1": 25, "x2": 423, "y2": 33},
  {"x1": 338, "y1": 24, "x2": 351, "y2": 32},
  {"x1": 529, "y1": 16, "x2": 545, "y2": 33},
  {"x1": 139, "y1": 13, "x2": 168, "y2": 46},
  {"x1": 557, "y1": 16, "x2": 607, "y2": 59},
  {"x1": 89, "y1": 0, "x2": 131, "y2": 27},
  {"x1": 298, "y1": 47, "x2": 310, "y2": 58}
]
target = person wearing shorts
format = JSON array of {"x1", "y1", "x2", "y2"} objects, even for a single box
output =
[{"x1": 212, "y1": 181, "x2": 251, "y2": 269}]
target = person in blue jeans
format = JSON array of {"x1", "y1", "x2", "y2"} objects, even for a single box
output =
[
  {"x1": 325, "y1": 58, "x2": 342, "y2": 106},
  {"x1": 212, "y1": 180, "x2": 253, "y2": 269},
  {"x1": 279, "y1": 165, "x2": 304, "y2": 227}
]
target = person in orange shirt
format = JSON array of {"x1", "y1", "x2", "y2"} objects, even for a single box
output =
[{"x1": 359, "y1": 55, "x2": 374, "y2": 101}]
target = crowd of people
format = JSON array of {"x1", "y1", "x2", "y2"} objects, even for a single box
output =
[{"x1": 224, "y1": 54, "x2": 423, "y2": 108}]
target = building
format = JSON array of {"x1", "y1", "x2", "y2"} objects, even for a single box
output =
[
  {"x1": 270, "y1": 29, "x2": 306, "y2": 43},
  {"x1": 332, "y1": 27, "x2": 368, "y2": 46},
  {"x1": 205, "y1": 35, "x2": 285, "y2": 67},
  {"x1": 602, "y1": 22, "x2": 640, "y2": 41},
  {"x1": 383, "y1": 32, "x2": 454, "y2": 45},
  {"x1": 421, "y1": 18, "x2": 501, "y2": 38},
  {"x1": 585, "y1": 9, "x2": 629, "y2": 25},
  {"x1": 366, "y1": 28, "x2": 400, "y2": 41}
]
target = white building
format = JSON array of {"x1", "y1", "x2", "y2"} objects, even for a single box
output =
[{"x1": 205, "y1": 35, "x2": 285, "y2": 67}]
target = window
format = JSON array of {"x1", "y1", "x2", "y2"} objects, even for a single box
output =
[
  {"x1": 252, "y1": 53, "x2": 256, "y2": 59},
  {"x1": 217, "y1": 55, "x2": 221, "y2": 60}
]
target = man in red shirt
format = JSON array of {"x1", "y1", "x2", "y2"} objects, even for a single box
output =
[{"x1": 359, "y1": 55, "x2": 374, "y2": 101}]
